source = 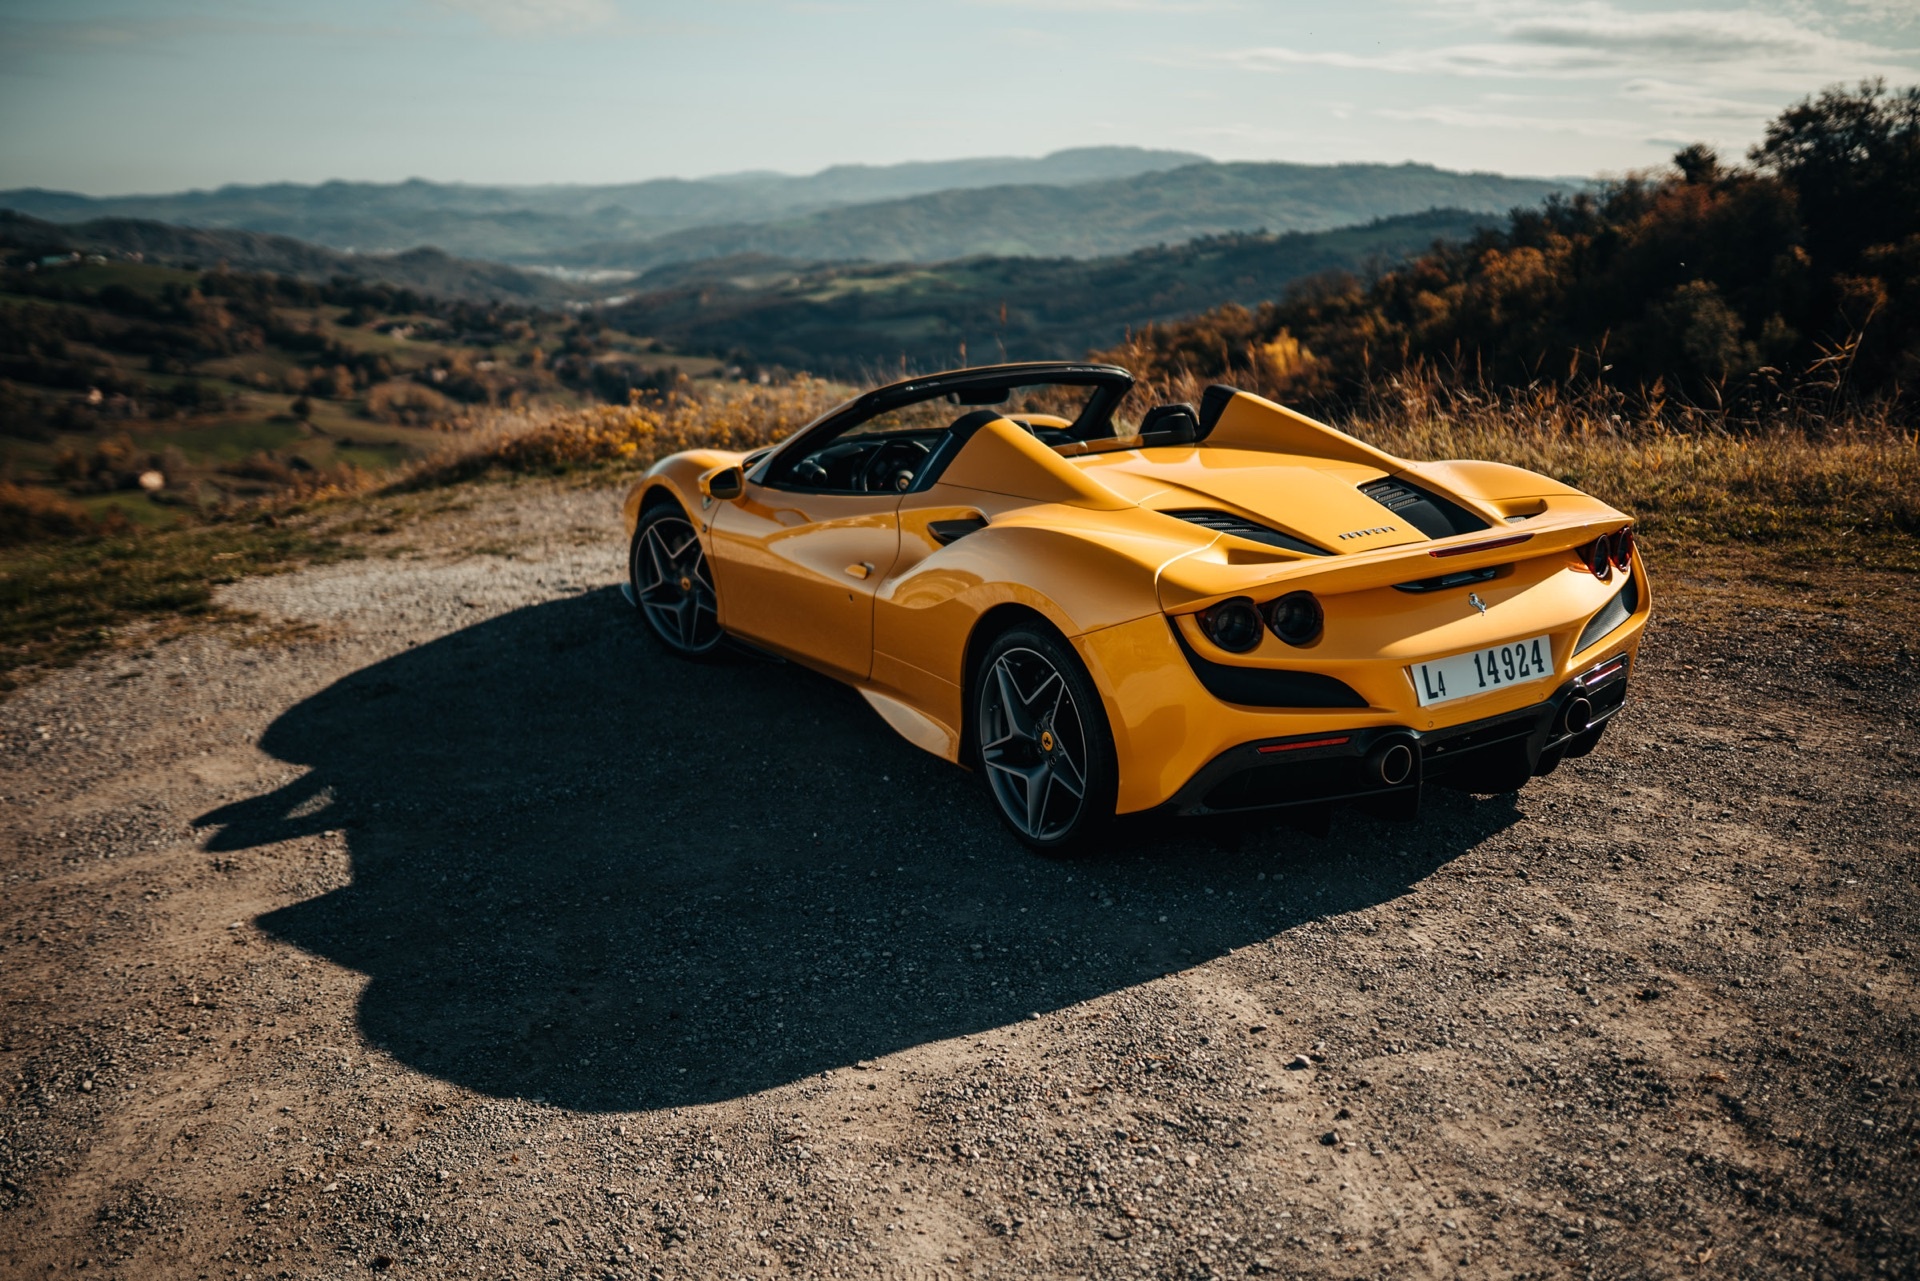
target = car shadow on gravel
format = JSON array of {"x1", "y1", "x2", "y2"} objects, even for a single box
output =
[{"x1": 197, "y1": 588, "x2": 1521, "y2": 1112}]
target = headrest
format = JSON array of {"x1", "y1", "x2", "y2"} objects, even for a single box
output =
[{"x1": 1140, "y1": 402, "x2": 1200, "y2": 443}]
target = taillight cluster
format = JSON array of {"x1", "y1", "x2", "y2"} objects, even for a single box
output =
[
  {"x1": 1197, "y1": 590, "x2": 1324, "y2": 652},
  {"x1": 1581, "y1": 526, "x2": 1634, "y2": 581}
]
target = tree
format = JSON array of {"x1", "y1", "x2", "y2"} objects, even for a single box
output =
[{"x1": 1752, "y1": 79, "x2": 1920, "y2": 270}]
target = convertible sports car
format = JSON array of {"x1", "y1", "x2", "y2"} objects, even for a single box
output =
[{"x1": 621, "y1": 362, "x2": 1649, "y2": 850}]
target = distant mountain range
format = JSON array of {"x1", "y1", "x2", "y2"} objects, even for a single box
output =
[
  {"x1": 1, "y1": 149, "x2": 1574, "y2": 271},
  {"x1": 0, "y1": 148, "x2": 1205, "y2": 262},
  {"x1": 602, "y1": 208, "x2": 1499, "y2": 374}
]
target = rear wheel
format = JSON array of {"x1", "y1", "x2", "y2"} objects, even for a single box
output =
[
  {"x1": 629, "y1": 504, "x2": 723, "y2": 657},
  {"x1": 974, "y1": 626, "x2": 1117, "y2": 853}
]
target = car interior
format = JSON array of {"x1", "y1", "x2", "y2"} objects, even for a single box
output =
[{"x1": 762, "y1": 376, "x2": 1205, "y2": 495}]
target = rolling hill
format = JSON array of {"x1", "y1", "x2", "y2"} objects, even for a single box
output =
[
  {"x1": 0, "y1": 147, "x2": 1205, "y2": 262},
  {"x1": 4, "y1": 154, "x2": 1573, "y2": 271},
  {"x1": 598, "y1": 208, "x2": 1496, "y2": 374},
  {"x1": 0, "y1": 211, "x2": 581, "y2": 304}
]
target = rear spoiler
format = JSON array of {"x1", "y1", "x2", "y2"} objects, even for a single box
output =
[{"x1": 1157, "y1": 504, "x2": 1630, "y2": 613}]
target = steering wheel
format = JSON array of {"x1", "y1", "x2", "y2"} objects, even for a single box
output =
[{"x1": 860, "y1": 438, "x2": 931, "y2": 493}]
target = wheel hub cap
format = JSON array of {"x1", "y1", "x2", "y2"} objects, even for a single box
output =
[
  {"x1": 632, "y1": 516, "x2": 721, "y2": 654},
  {"x1": 979, "y1": 648, "x2": 1089, "y2": 842}
]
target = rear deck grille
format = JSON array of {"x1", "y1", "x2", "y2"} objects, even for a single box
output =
[
  {"x1": 1358, "y1": 478, "x2": 1490, "y2": 539},
  {"x1": 1164, "y1": 509, "x2": 1329, "y2": 556}
]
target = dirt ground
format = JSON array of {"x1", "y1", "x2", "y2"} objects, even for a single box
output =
[{"x1": 1, "y1": 477, "x2": 1916, "y2": 1281}]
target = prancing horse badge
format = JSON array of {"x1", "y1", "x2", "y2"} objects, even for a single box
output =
[{"x1": 1468, "y1": 592, "x2": 1488, "y2": 615}]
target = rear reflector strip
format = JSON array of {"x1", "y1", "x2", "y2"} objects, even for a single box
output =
[
  {"x1": 1257, "y1": 736, "x2": 1352, "y2": 754},
  {"x1": 1429, "y1": 533, "x2": 1533, "y2": 558}
]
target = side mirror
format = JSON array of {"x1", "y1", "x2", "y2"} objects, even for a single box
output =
[{"x1": 700, "y1": 465, "x2": 744, "y2": 501}]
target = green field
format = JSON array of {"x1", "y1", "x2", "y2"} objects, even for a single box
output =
[{"x1": 0, "y1": 258, "x2": 726, "y2": 525}]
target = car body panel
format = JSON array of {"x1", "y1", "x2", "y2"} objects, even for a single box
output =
[
  {"x1": 709, "y1": 484, "x2": 899, "y2": 680},
  {"x1": 622, "y1": 374, "x2": 1651, "y2": 817}
]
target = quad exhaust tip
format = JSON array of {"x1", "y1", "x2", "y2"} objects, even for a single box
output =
[
  {"x1": 1368, "y1": 739, "x2": 1416, "y2": 787},
  {"x1": 1563, "y1": 696, "x2": 1594, "y2": 736}
]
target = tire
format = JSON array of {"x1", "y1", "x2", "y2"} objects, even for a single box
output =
[
  {"x1": 628, "y1": 503, "x2": 724, "y2": 658},
  {"x1": 972, "y1": 625, "x2": 1118, "y2": 854}
]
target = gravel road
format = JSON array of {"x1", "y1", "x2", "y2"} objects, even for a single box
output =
[{"x1": 2, "y1": 477, "x2": 1916, "y2": 1280}]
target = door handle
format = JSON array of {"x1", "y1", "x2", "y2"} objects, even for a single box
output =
[{"x1": 845, "y1": 562, "x2": 872, "y2": 580}]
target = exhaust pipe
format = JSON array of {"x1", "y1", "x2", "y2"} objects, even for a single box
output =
[
  {"x1": 1367, "y1": 739, "x2": 1416, "y2": 787},
  {"x1": 1562, "y1": 696, "x2": 1594, "y2": 736}
]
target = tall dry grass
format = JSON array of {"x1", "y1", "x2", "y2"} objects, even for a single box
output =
[
  {"x1": 405, "y1": 365, "x2": 1915, "y2": 556},
  {"x1": 1117, "y1": 357, "x2": 1919, "y2": 552},
  {"x1": 398, "y1": 377, "x2": 849, "y2": 490}
]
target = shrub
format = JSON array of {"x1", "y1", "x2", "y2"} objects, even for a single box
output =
[{"x1": 0, "y1": 482, "x2": 122, "y2": 547}]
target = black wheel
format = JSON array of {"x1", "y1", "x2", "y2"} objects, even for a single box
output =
[
  {"x1": 629, "y1": 504, "x2": 723, "y2": 657},
  {"x1": 973, "y1": 626, "x2": 1118, "y2": 853}
]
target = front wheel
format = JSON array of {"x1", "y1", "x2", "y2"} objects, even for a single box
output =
[
  {"x1": 629, "y1": 504, "x2": 724, "y2": 657},
  {"x1": 974, "y1": 626, "x2": 1118, "y2": 853}
]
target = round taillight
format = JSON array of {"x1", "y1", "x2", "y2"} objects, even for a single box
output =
[
  {"x1": 1608, "y1": 527, "x2": 1634, "y2": 572},
  {"x1": 1264, "y1": 591, "x2": 1324, "y2": 647},
  {"x1": 1586, "y1": 540, "x2": 1613, "y2": 580},
  {"x1": 1199, "y1": 597, "x2": 1263, "y2": 652}
]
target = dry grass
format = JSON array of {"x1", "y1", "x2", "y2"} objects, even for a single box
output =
[
  {"x1": 396, "y1": 378, "x2": 849, "y2": 490},
  {"x1": 1121, "y1": 360, "x2": 1920, "y2": 566}
]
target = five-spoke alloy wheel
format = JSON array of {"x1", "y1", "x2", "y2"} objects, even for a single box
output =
[
  {"x1": 974, "y1": 627, "x2": 1116, "y2": 852},
  {"x1": 629, "y1": 505, "x2": 723, "y2": 657}
]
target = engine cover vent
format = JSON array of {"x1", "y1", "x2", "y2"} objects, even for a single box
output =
[
  {"x1": 1358, "y1": 478, "x2": 1490, "y2": 539},
  {"x1": 1165, "y1": 509, "x2": 1330, "y2": 556}
]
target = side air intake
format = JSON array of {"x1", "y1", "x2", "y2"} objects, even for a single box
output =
[
  {"x1": 1165, "y1": 509, "x2": 1331, "y2": 556},
  {"x1": 1358, "y1": 478, "x2": 1489, "y2": 539}
]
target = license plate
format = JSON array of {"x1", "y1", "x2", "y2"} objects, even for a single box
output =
[{"x1": 1411, "y1": 634, "x2": 1553, "y2": 707}]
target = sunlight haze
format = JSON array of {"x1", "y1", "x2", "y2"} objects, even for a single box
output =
[{"x1": 2, "y1": 0, "x2": 1916, "y2": 192}]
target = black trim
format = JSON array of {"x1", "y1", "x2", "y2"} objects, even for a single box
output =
[
  {"x1": 1164, "y1": 509, "x2": 1332, "y2": 557},
  {"x1": 929, "y1": 516, "x2": 988, "y2": 545},
  {"x1": 1169, "y1": 619, "x2": 1368, "y2": 709},
  {"x1": 1393, "y1": 565, "x2": 1500, "y2": 593},
  {"x1": 754, "y1": 362, "x2": 1135, "y2": 496},
  {"x1": 1575, "y1": 570, "x2": 1638, "y2": 653},
  {"x1": 1161, "y1": 654, "x2": 1632, "y2": 816},
  {"x1": 1358, "y1": 477, "x2": 1490, "y2": 539}
]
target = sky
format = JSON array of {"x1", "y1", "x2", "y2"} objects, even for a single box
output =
[{"x1": 1, "y1": 0, "x2": 1916, "y2": 194}]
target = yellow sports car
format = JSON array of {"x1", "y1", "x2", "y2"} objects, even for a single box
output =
[{"x1": 621, "y1": 362, "x2": 1648, "y2": 850}]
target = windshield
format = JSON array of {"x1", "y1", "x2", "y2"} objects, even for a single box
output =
[{"x1": 761, "y1": 368, "x2": 1160, "y2": 493}]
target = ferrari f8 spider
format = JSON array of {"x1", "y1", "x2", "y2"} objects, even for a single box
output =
[{"x1": 621, "y1": 363, "x2": 1649, "y2": 850}]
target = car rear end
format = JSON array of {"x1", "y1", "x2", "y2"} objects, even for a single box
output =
[{"x1": 1073, "y1": 502, "x2": 1649, "y2": 818}]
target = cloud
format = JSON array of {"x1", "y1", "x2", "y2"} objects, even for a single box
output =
[
  {"x1": 429, "y1": 0, "x2": 618, "y2": 34},
  {"x1": 969, "y1": 0, "x2": 1236, "y2": 10},
  {"x1": 1222, "y1": 1, "x2": 1918, "y2": 89},
  {"x1": 1618, "y1": 79, "x2": 1784, "y2": 122},
  {"x1": 1375, "y1": 104, "x2": 1638, "y2": 137}
]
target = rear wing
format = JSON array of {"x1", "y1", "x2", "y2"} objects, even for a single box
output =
[{"x1": 1157, "y1": 502, "x2": 1631, "y2": 613}]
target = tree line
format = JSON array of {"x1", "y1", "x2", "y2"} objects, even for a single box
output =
[{"x1": 1102, "y1": 81, "x2": 1920, "y2": 419}]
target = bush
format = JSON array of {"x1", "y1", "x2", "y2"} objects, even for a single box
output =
[
  {"x1": 402, "y1": 378, "x2": 845, "y2": 488},
  {"x1": 0, "y1": 482, "x2": 122, "y2": 547}
]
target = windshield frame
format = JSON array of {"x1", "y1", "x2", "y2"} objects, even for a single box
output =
[{"x1": 750, "y1": 362, "x2": 1135, "y2": 494}]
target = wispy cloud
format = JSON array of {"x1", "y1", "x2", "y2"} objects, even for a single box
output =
[
  {"x1": 1376, "y1": 104, "x2": 1638, "y2": 137},
  {"x1": 969, "y1": 0, "x2": 1236, "y2": 11},
  {"x1": 429, "y1": 0, "x2": 619, "y2": 34},
  {"x1": 1223, "y1": 1, "x2": 1917, "y2": 88}
]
